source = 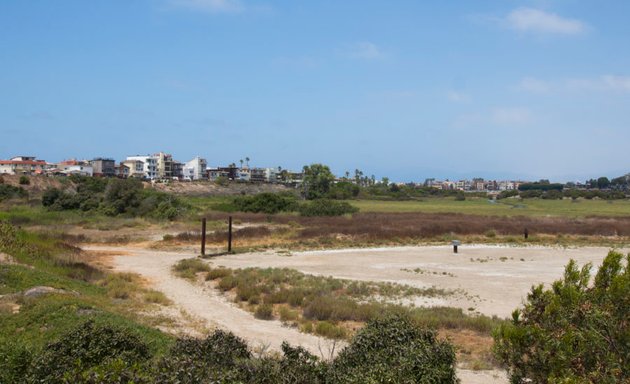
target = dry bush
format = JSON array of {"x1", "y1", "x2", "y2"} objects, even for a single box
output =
[{"x1": 203, "y1": 212, "x2": 630, "y2": 242}]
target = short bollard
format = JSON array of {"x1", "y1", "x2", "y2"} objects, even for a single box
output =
[
  {"x1": 524, "y1": 228, "x2": 529, "y2": 239},
  {"x1": 452, "y1": 240, "x2": 461, "y2": 254}
]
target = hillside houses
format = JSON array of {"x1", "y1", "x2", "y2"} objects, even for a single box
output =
[
  {"x1": 0, "y1": 156, "x2": 48, "y2": 175},
  {"x1": 1, "y1": 153, "x2": 556, "y2": 192}
]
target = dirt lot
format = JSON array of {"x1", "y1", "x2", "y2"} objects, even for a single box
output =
[
  {"x1": 211, "y1": 245, "x2": 621, "y2": 318},
  {"x1": 87, "y1": 243, "x2": 623, "y2": 383}
]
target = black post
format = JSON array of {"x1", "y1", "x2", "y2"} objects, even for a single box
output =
[
  {"x1": 524, "y1": 228, "x2": 529, "y2": 240},
  {"x1": 201, "y1": 218, "x2": 206, "y2": 256},
  {"x1": 453, "y1": 245, "x2": 458, "y2": 253},
  {"x1": 228, "y1": 216, "x2": 233, "y2": 253}
]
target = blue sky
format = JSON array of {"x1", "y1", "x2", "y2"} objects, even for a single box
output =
[{"x1": 1, "y1": 0, "x2": 629, "y2": 182}]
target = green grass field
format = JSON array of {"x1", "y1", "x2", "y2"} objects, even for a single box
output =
[{"x1": 349, "y1": 198, "x2": 630, "y2": 218}]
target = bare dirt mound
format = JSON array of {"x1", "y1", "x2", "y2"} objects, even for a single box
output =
[
  {"x1": 0, "y1": 174, "x2": 69, "y2": 194},
  {"x1": 148, "y1": 181, "x2": 293, "y2": 196}
]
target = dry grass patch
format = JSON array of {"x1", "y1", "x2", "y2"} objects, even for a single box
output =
[{"x1": 172, "y1": 258, "x2": 211, "y2": 280}]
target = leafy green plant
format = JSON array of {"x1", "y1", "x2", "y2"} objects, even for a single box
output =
[
  {"x1": 254, "y1": 303, "x2": 274, "y2": 320},
  {"x1": 0, "y1": 184, "x2": 27, "y2": 201},
  {"x1": 330, "y1": 314, "x2": 457, "y2": 383},
  {"x1": 298, "y1": 199, "x2": 358, "y2": 216},
  {"x1": 494, "y1": 251, "x2": 630, "y2": 383},
  {"x1": 172, "y1": 258, "x2": 210, "y2": 280},
  {"x1": 232, "y1": 192, "x2": 298, "y2": 214},
  {"x1": 27, "y1": 320, "x2": 151, "y2": 384}
]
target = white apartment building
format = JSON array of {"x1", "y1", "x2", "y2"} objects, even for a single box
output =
[
  {"x1": 182, "y1": 156, "x2": 208, "y2": 180},
  {"x1": 125, "y1": 155, "x2": 157, "y2": 179}
]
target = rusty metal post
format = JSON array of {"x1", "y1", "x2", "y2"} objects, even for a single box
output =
[
  {"x1": 228, "y1": 216, "x2": 233, "y2": 253},
  {"x1": 201, "y1": 218, "x2": 206, "y2": 256}
]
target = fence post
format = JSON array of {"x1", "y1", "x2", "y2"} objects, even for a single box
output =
[{"x1": 201, "y1": 218, "x2": 206, "y2": 256}]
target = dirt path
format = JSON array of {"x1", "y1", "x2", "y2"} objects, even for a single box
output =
[
  {"x1": 85, "y1": 245, "x2": 337, "y2": 357},
  {"x1": 87, "y1": 244, "x2": 573, "y2": 383}
]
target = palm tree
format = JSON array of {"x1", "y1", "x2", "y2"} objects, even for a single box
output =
[
  {"x1": 239, "y1": 159, "x2": 243, "y2": 169},
  {"x1": 245, "y1": 157, "x2": 250, "y2": 167}
]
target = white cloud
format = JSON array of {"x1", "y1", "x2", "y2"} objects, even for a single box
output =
[
  {"x1": 572, "y1": 75, "x2": 630, "y2": 92},
  {"x1": 601, "y1": 75, "x2": 630, "y2": 91},
  {"x1": 452, "y1": 107, "x2": 532, "y2": 129},
  {"x1": 345, "y1": 42, "x2": 384, "y2": 60},
  {"x1": 517, "y1": 77, "x2": 550, "y2": 93},
  {"x1": 517, "y1": 75, "x2": 630, "y2": 93},
  {"x1": 167, "y1": 0, "x2": 244, "y2": 13},
  {"x1": 447, "y1": 91, "x2": 470, "y2": 102},
  {"x1": 491, "y1": 107, "x2": 532, "y2": 125},
  {"x1": 505, "y1": 7, "x2": 586, "y2": 35}
]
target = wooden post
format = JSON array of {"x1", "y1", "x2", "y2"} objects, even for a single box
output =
[
  {"x1": 228, "y1": 216, "x2": 233, "y2": 253},
  {"x1": 452, "y1": 240, "x2": 460, "y2": 254},
  {"x1": 524, "y1": 228, "x2": 529, "y2": 240},
  {"x1": 201, "y1": 218, "x2": 206, "y2": 256}
]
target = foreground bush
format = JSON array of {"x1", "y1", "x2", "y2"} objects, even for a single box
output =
[
  {"x1": 11, "y1": 314, "x2": 458, "y2": 383},
  {"x1": 330, "y1": 315, "x2": 457, "y2": 383},
  {"x1": 27, "y1": 320, "x2": 151, "y2": 383},
  {"x1": 494, "y1": 251, "x2": 629, "y2": 383}
]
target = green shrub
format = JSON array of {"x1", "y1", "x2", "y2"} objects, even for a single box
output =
[
  {"x1": 27, "y1": 320, "x2": 151, "y2": 383},
  {"x1": 18, "y1": 175, "x2": 30, "y2": 185},
  {"x1": 298, "y1": 199, "x2": 359, "y2": 216},
  {"x1": 206, "y1": 267, "x2": 232, "y2": 280},
  {"x1": 315, "y1": 321, "x2": 347, "y2": 339},
  {"x1": 233, "y1": 192, "x2": 298, "y2": 214},
  {"x1": 541, "y1": 189, "x2": 563, "y2": 200},
  {"x1": 0, "y1": 184, "x2": 27, "y2": 201},
  {"x1": 41, "y1": 177, "x2": 186, "y2": 219},
  {"x1": 329, "y1": 314, "x2": 457, "y2": 383},
  {"x1": 254, "y1": 303, "x2": 274, "y2": 320},
  {"x1": 497, "y1": 189, "x2": 519, "y2": 199},
  {"x1": 494, "y1": 251, "x2": 630, "y2": 383},
  {"x1": 172, "y1": 258, "x2": 210, "y2": 280},
  {"x1": 279, "y1": 306, "x2": 298, "y2": 322}
]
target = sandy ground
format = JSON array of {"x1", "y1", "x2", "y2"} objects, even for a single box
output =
[
  {"x1": 86, "y1": 245, "x2": 338, "y2": 358},
  {"x1": 88, "y1": 244, "x2": 621, "y2": 384},
  {"x1": 211, "y1": 245, "x2": 621, "y2": 318}
]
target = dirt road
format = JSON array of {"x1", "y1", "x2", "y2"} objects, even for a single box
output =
[
  {"x1": 88, "y1": 243, "x2": 619, "y2": 383},
  {"x1": 86, "y1": 245, "x2": 336, "y2": 357}
]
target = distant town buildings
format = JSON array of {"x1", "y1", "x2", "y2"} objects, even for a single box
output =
[
  {"x1": 1, "y1": 152, "x2": 621, "y2": 192},
  {"x1": 0, "y1": 156, "x2": 48, "y2": 175}
]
